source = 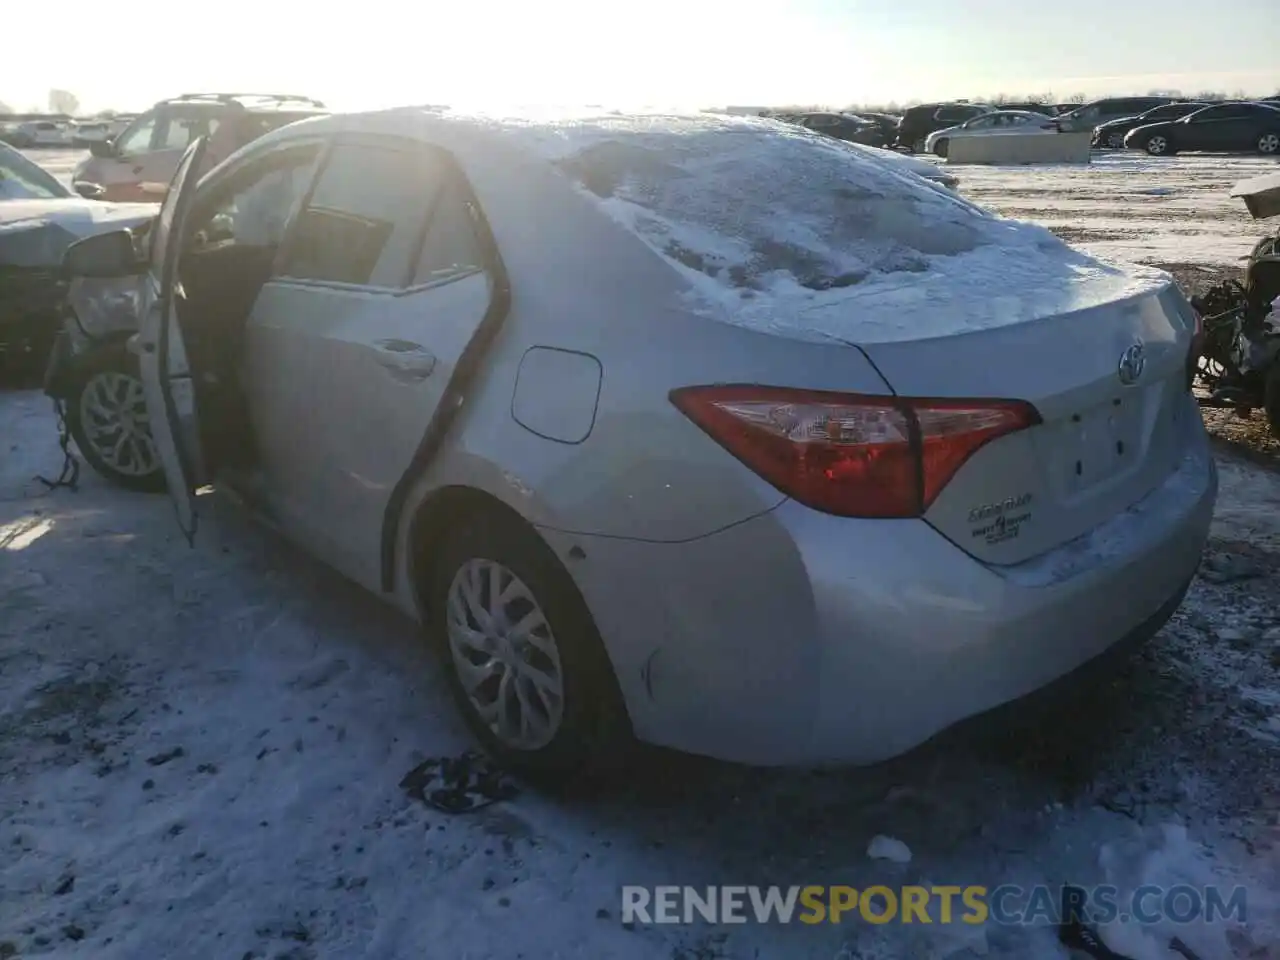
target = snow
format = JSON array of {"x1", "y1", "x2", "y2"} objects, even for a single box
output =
[
  {"x1": 936, "y1": 152, "x2": 1280, "y2": 267},
  {"x1": 3, "y1": 146, "x2": 1280, "y2": 960}
]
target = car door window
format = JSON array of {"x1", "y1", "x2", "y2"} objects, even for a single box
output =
[
  {"x1": 1190, "y1": 106, "x2": 1229, "y2": 123},
  {"x1": 967, "y1": 116, "x2": 996, "y2": 129},
  {"x1": 190, "y1": 143, "x2": 321, "y2": 251},
  {"x1": 116, "y1": 115, "x2": 157, "y2": 156},
  {"x1": 280, "y1": 142, "x2": 432, "y2": 289},
  {"x1": 413, "y1": 186, "x2": 486, "y2": 286},
  {"x1": 156, "y1": 113, "x2": 213, "y2": 152}
]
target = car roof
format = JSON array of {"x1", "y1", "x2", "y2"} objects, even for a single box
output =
[
  {"x1": 246, "y1": 107, "x2": 943, "y2": 178},
  {"x1": 156, "y1": 92, "x2": 327, "y2": 114}
]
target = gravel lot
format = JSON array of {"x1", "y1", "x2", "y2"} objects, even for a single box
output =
[{"x1": 2, "y1": 147, "x2": 1278, "y2": 960}]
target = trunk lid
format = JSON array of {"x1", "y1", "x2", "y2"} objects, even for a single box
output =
[{"x1": 857, "y1": 275, "x2": 1196, "y2": 565}]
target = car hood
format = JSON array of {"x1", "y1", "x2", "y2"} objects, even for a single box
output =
[{"x1": 0, "y1": 199, "x2": 155, "y2": 268}]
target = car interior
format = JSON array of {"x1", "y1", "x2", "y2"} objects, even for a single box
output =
[{"x1": 173, "y1": 144, "x2": 321, "y2": 472}]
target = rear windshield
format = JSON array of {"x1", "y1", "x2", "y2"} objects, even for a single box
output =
[{"x1": 553, "y1": 117, "x2": 997, "y2": 295}]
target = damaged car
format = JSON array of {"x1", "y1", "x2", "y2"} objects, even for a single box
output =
[
  {"x1": 0, "y1": 142, "x2": 154, "y2": 378},
  {"x1": 1190, "y1": 171, "x2": 1280, "y2": 432},
  {"x1": 63, "y1": 111, "x2": 1215, "y2": 776}
]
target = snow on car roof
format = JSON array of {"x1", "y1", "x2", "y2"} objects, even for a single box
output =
[{"x1": 358, "y1": 107, "x2": 1171, "y2": 343}]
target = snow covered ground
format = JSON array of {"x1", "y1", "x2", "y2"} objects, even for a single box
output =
[
  {"x1": 946, "y1": 152, "x2": 1280, "y2": 268},
  {"x1": 3, "y1": 148, "x2": 1280, "y2": 960}
]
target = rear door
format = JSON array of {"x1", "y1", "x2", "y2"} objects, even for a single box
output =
[
  {"x1": 1180, "y1": 105, "x2": 1248, "y2": 150},
  {"x1": 246, "y1": 135, "x2": 498, "y2": 589},
  {"x1": 135, "y1": 136, "x2": 210, "y2": 541}
]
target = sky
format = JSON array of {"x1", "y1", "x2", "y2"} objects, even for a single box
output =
[{"x1": 3, "y1": 0, "x2": 1278, "y2": 114}]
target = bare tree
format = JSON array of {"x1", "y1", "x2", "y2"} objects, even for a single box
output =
[
  {"x1": 48, "y1": 89, "x2": 80, "y2": 116},
  {"x1": 1066, "y1": 92, "x2": 1089, "y2": 104}
]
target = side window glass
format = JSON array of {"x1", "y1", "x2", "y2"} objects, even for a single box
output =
[
  {"x1": 116, "y1": 116, "x2": 157, "y2": 155},
  {"x1": 193, "y1": 145, "x2": 320, "y2": 249},
  {"x1": 414, "y1": 188, "x2": 486, "y2": 286},
  {"x1": 281, "y1": 143, "x2": 432, "y2": 288},
  {"x1": 158, "y1": 115, "x2": 207, "y2": 151}
]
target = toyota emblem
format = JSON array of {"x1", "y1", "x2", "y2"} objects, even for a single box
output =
[{"x1": 1117, "y1": 343, "x2": 1146, "y2": 386}]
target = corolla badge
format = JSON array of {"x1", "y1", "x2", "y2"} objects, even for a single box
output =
[{"x1": 1117, "y1": 343, "x2": 1146, "y2": 386}]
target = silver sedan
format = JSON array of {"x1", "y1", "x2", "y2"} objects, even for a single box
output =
[{"x1": 62, "y1": 108, "x2": 1216, "y2": 775}]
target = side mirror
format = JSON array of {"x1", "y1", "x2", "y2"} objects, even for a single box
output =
[
  {"x1": 74, "y1": 182, "x2": 107, "y2": 200},
  {"x1": 88, "y1": 138, "x2": 116, "y2": 159},
  {"x1": 63, "y1": 230, "x2": 145, "y2": 279}
]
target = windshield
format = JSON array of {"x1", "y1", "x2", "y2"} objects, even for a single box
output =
[
  {"x1": 0, "y1": 143, "x2": 71, "y2": 200},
  {"x1": 554, "y1": 116, "x2": 995, "y2": 294}
]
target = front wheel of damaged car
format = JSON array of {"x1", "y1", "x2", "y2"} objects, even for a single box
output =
[
  {"x1": 65, "y1": 341, "x2": 166, "y2": 493},
  {"x1": 428, "y1": 510, "x2": 629, "y2": 782}
]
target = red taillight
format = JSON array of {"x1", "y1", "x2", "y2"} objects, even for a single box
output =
[{"x1": 670, "y1": 386, "x2": 1039, "y2": 519}]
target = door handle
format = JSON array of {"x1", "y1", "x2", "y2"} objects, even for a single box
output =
[{"x1": 373, "y1": 340, "x2": 436, "y2": 378}]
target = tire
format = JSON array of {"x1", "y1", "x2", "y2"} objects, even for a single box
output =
[
  {"x1": 932, "y1": 138, "x2": 949, "y2": 158},
  {"x1": 1106, "y1": 131, "x2": 1126, "y2": 149},
  {"x1": 428, "y1": 509, "x2": 629, "y2": 780},
  {"x1": 1145, "y1": 135, "x2": 1172, "y2": 156},
  {"x1": 1265, "y1": 363, "x2": 1280, "y2": 439},
  {"x1": 1258, "y1": 132, "x2": 1280, "y2": 155},
  {"x1": 64, "y1": 340, "x2": 166, "y2": 493}
]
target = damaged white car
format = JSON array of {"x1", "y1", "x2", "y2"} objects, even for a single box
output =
[{"x1": 62, "y1": 109, "x2": 1215, "y2": 775}]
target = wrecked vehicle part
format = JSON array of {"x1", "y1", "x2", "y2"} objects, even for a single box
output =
[{"x1": 0, "y1": 205, "x2": 153, "y2": 378}]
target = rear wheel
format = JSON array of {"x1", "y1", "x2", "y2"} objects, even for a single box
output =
[
  {"x1": 1258, "y1": 132, "x2": 1280, "y2": 155},
  {"x1": 65, "y1": 341, "x2": 165, "y2": 493},
  {"x1": 1106, "y1": 131, "x2": 1126, "y2": 149},
  {"x1": 428, "y1": 509, "x2": 629, "y2": 780},
  {"x1": 932, "y1": 138, "x2": 949, "y2": 158},
  {"x1": 1145, "y1": 135, "x2": 1172, "y2": 156}
]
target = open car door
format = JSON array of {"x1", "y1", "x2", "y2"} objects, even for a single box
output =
[{"x1": 135, "y1": 136, "x2": 209, "y2": 543}]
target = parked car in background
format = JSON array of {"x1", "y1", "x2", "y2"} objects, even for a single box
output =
[
  {"x1": 924, "y1": 109, "x2": 1058, "y2": 157},
  {"x1": 852, "y1": 111, "x2": 901, "y2": 142},
  {"x1": 893, "y1": 102, "x2": 995, "y2": 152},
  {"x1": 72, "y1": 92, "x2": 327, "y2": 202},
  {"x1": 72, "y1": 121, "x2": 115, "y2": 146},
  {"x1": 0, "y1": 143, "x2": 153, "y2": 377},
  {"x1": 61, "y1": 111, "x2": 1213, "y2": 776},
  {"x1": 995, "y1": 102, "x2": 1054, "y2": 115},
  {"x1": 1092, "y1": 102, "x2": 1208, "y2": 148},
  {"x1": 5, "y1": 120, "x2": 73, "y2": 148},
  {"x1": 790, "y1": 112, "x2": 887, "y2": 147},
  {"x1": 1055, "y1": 96, "x2": 1177, "y2": 134},
  {"x1": 1124, "y1": 102, "x2": 1280, "y2": 156}
]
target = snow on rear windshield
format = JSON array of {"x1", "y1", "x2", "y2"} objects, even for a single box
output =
[{"x1": 551, "y1": 115, "x2": 995, "y2": 294}]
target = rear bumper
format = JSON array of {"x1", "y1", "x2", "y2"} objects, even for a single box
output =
[{"x1": 560, "y1": 418, "x2": 1217, "y2": 766}]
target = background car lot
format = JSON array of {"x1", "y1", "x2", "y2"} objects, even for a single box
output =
[{"x1": 3, "y1": 145, "x2": 1280, "y2": 960}]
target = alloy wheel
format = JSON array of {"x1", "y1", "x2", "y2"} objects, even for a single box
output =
[
  {"x1": 78, "y1": 371, "x2": 159, "y2": 477},
  {"x1": 446, "y1": 558, "x2": 566, "y2": 751},
  {"x1": 1259, "y1": 133, "x2": 1280, "y2": 155},
  {"x1": 1146, "y1": 136, "x2": 1168, "y2": 155},
  {"x1": 1107, "y1": 132, "x2": 1125, "y2": 149}
]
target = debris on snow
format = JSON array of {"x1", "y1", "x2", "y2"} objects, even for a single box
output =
[
  {"x1": 866, "y1": 835, "x2": 912, "y2": 863},
  {"x1": 400, "y1": 751, "x2": 520, "y2": 813}
]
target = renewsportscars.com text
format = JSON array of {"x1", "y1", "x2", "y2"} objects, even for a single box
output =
[{"x1": 621, "y1": 884, "x2": 1248, "y2": 926}]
